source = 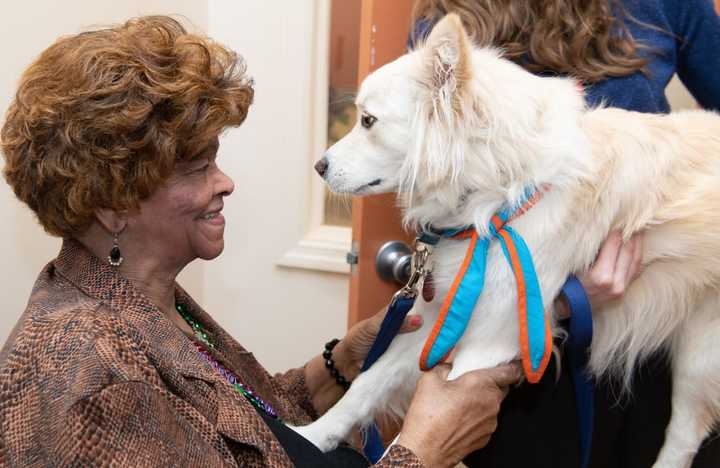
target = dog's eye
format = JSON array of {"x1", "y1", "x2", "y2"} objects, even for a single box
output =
[{"x1": 361, "y1": 113, "x2": 377, "y2": 129}]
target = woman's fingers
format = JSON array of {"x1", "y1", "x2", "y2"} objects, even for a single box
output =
[
  {"x1": 369, "y1": 306, "x2": 423, "y2": 335},
  {"x1": 579, "y1": 230, "x2": 645, "y2": 308},
  {"x1": 485, "y1": 362, "x2": 524, "y2": 388},
  {"x1": 369, "y1": 304, "x2": 423, "y2": 335},
  {"x1": 616, "y1": 232, "x2": 644, "y2": 293},
  {"x1": 431, "y1": 362, "x2": 453, "y2": 380},
  {"x1": 453, "y1": 363, "x2": 523, "y2": 395},
  {"x1": 608, "y1": 233, "x2": 636, "y2": 300},
  {"x1": 582, "y1": 230, "x2": 623, "y2": 293},
  {"x1": 627, "y1": 231, "x2": 645, "y2": 281},
  {"x1": 399, "y1": 314, "x2": 423, "y2": 333}
]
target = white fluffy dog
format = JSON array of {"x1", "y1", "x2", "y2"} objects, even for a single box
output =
[{"x1": 295, "y1": 14, "x2": 720, "y2": 467}]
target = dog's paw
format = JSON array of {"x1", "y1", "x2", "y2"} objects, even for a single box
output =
[{"x1": 288, "y1": 423, "x2": 343, "y2": 453}]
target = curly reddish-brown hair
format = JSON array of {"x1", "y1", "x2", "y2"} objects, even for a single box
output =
[{"x1": 1, "y1": 16, "x2": 254, "y2": 237}]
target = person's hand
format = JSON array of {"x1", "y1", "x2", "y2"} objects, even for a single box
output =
[
  {"x1": 556, "y1": 230, "x2": 644, "y2": 318},
  {"x1": 334, "y1": 307, "x2": 424, "y2": 380},
  {"x1": 306, "y1": 307, "x2": 423, "y2": 414},
  {"x1": 397, "y1": 362, "x2": 523, "y2": 468}
]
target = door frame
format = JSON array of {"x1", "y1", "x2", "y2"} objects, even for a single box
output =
[
  {"x1": 347, "y1": 0, "x2": 415, "y2": 326},
  {"x1": 276, "y1": 0, "x2": 352, "y2": 275}
]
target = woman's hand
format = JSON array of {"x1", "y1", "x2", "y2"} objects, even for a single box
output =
[
  {"x1": 305, "y1": 307, "x2": 423, "y2": 415},
  {"x1": 557, "y1": 230, "x2": 644, "y2": 318},
  {"x1": 398, "y1": 362, "x2": 523, "y2": 468},
  {"x1": 334, "y1": 308, "x2": 424, "y2": 381}
]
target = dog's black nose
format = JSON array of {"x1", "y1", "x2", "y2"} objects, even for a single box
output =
[{"x1": 314, "y1": 157, "x2": 329, "y2": 178}]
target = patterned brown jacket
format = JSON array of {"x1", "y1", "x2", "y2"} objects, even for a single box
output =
[{"x1": 0, "y1": 240, "x2": 422, "y2": 467}]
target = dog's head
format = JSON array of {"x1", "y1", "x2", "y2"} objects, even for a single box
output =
[{"x1": 316, "y1": 14, "x2": 586, "y2": 210}]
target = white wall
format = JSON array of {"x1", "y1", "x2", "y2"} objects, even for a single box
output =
[
  {"x1": 205, "y1": 0, "x2": 349, "y2": 373},
  {"x1": 0, "y1": 0, "x2": 350, "y2": 374},
  {"x1": 667, "y1": 74, "x2": 699, "y2": 111}
]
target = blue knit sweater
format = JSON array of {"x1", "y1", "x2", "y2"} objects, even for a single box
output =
[
  {"x1": 591, "y1": 0, "x2": 720, "y2": 112},
  {"x1": 413, "y1": 0, "x2": 720, "y2": 113}
]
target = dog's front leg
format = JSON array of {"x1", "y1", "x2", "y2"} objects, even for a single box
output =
[
  {"x1": 290, "y1": 304, "x2": 432, "y2": 452},
  {"x1": 444, "y1": 294, "x2": 521, "y2": 381},
  {"x1": 446, "y1": 330, "x2": 520, "y2": 381}
]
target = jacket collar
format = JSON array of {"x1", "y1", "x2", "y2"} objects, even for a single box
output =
[
  {"x1": 54, "y1": 238, "x2": 291, "y2": 464},
  {"x1": 54, "y1": 239, "x2": 214, "y2": 380}
]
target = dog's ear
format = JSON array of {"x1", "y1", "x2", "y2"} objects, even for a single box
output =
[
  {"x1": 423, "y1": 13, "x2": 473, "y2": 105},
  {"x1": 406, "y1": 14, "x2": 474, "y2": 189}
]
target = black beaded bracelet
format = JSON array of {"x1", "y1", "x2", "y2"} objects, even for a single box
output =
[{"x1": 323, "y1": 339, "x2": 351, "y2": 391}]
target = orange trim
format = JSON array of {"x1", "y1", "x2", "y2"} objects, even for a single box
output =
[
  {"x1": 496, "y1": 226, "x2": 534, "y2": 379},
  {"x1": 496, "y1": 218, "x2": 551, "y2": 383},
  {"x1": 451, "y1": 229, "x2": 474, "y2": 240},
  {"x1": 506, "y1": 189, "x2": 545, "y2": 224},
  {"x1": 537, "y1": 317, "x2": 554, "y2": 382},
  {"x1": 420, "y1": 231, "x2": 478, "y2": 370}
]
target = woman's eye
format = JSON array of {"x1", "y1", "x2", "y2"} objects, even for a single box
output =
[
  {"x1": 193, "y1": 162, "x2": 210, "y2": 173},
  {"x1": 361, "y1": 113, "x2": 377, "y2": 129}
]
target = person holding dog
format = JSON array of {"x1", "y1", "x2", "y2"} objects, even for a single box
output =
[
  {"x1": 0, "y1": 15, "x2": 525, "y2": 467},
  {"x1": 411, "y1": 0, "x2": 720, "y2": 466}
]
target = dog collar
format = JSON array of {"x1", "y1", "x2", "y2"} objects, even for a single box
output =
[
  {"x1": 419, "y1": 187, "x2": 551, "y2": 383},
  {"x1": 417, "y1": 225, "x2": 472, "y2": 246}
]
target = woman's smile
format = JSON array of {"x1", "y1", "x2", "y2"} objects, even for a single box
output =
[{"x1": 199, "y1": 205, "x2": 225, "y2": 226}]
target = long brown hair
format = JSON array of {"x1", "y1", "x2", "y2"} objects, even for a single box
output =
[{"x1": 411, "y1": 0, "x2": 648, "y2": 83}]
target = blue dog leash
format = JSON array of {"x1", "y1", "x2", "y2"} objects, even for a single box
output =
[
  {"x1": 360, "y1": 237, "x2": 436, "y2": 461},
  {"x1": 361, "y1": 295, "x2": 419, "y2": 373},
  {"x1": 359, "y1": 295, "x2": 418, "y2": 464},
  {"x1": 560, "y1": 275, "x2": 594, "y2": 468}
]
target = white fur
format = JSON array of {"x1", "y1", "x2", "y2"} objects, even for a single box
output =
[{"x1": 294, "y1": 15, "x2": 720, "y2": 467}]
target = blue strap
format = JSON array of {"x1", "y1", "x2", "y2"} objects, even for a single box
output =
[
  {"x1": 493, "y1": 223, "x2": 549, "y2": 377},
  {"x1": 422, "y1": 236, "x2": 489, "y2": 369},
  {"x1": 361, "y1": 295, "x2": 416, "y2": 372},
  {"x1": 417, "y1": 231, "x2": 441, "y2": 246},
  {"x1": 418, "y1": 225, "x2": 473, "y2": 246},
  {"x1": 560, "y1": 275, "x2": 594, "y2": 468},
  {"x1": 362, "y1": 425, "x2": 386, "y2": 463},
  {"x1": 360, "y1": 295, "x2": 417, "y2": 462}
]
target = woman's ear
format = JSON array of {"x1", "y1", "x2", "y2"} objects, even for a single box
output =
[{"x1": 94, "y1": 208, "x2": 127, "y2": 235}]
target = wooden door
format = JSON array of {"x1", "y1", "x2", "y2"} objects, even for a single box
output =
[{"x1": 348, "y1": 0, "x2": 415, "y2": 327}]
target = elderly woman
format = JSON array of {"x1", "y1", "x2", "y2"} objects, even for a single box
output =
[{"x1": 0, "y1": 16, "x2": 520, "y2": 467}]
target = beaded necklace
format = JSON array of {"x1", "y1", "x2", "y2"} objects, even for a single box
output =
[{"x1": 176, "y1": 303, "x2": 281, "y2": 420}]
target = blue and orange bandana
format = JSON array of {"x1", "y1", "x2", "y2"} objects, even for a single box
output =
[{"x1": 419, "y1": 188, "x2": 551, "y2": 383}]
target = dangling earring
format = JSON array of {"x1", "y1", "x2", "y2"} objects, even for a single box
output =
[{"x1": 108, "y1": 232, "x2": 124, "y2": 267}]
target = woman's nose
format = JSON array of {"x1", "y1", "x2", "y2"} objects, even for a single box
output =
[
  {"x1": 217, "y1": 168, "x2": 235, "y2": 197},
  {"x1": 314, "y1": 157, "x2": 328, "y2": 178}
]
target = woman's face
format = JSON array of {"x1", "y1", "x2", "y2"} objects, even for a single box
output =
[{"x1": 127, "y1": 137, "x2": 234, "y2": 268}]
